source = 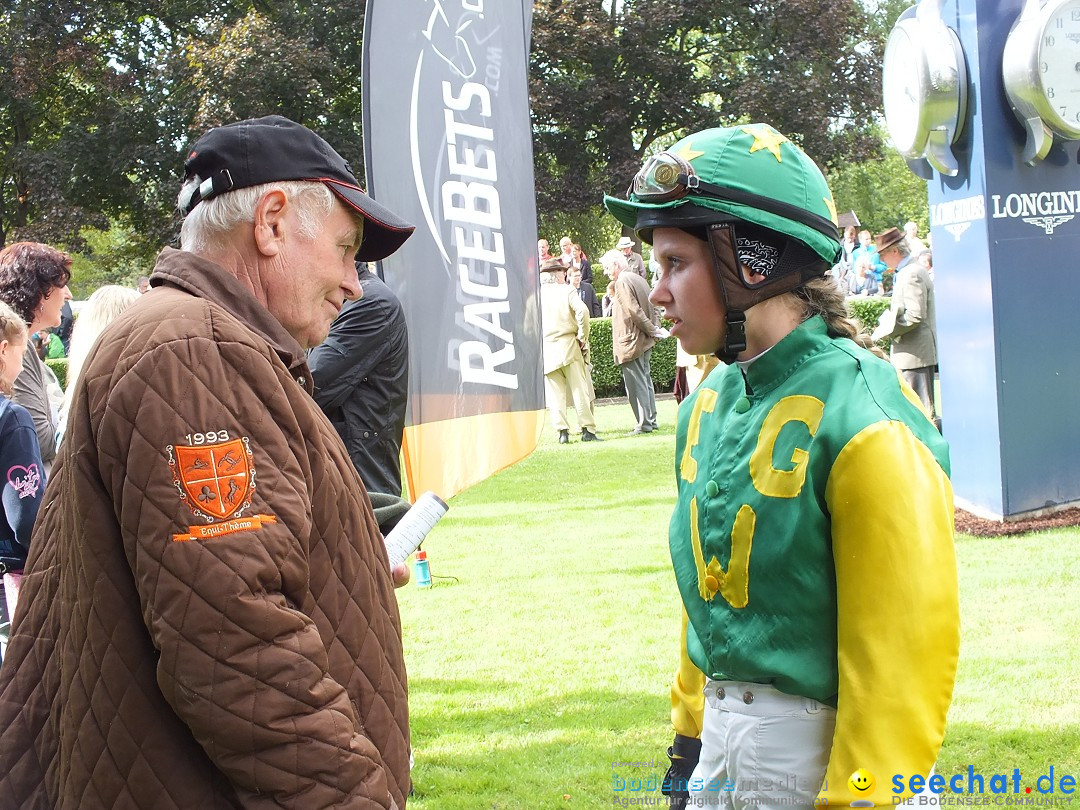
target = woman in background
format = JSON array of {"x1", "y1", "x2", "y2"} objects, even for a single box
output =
[
  {"x1": 56, "y1": 284, "x2": 141, "y2": 450},
  {"x1": 0, "y1": 243, "x2": 73, "y2": 473},
  {"x1": 0, "y1": 301, "x2": 45, "y2": 661}
]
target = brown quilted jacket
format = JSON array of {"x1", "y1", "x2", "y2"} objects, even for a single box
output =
[{"x1": 0, "y1": 249, "x2": 409, "y2": 809}]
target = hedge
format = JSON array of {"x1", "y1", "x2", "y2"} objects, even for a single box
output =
[
  {"x1": 587, "y1": 299, "x2": 892, "y2": 398},
  {"x1": 587, "y1": 317, "x2": 676, "y2": 398},
  {"x1": 845, "y1": 296, "x2": 893, "y2": 353},
  {"x1": 46, "y1": 358, "x2": 68, "y2": 390}
]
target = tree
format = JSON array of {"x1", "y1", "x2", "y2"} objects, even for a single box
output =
[
  {"x1": 0, "y1": 0, "x2": 369, "y2": 270},
  {"x1": 827, "y1": 132, "x2": 930, "y2": 235},
  {"x1": 528, "y1": 0, "x2": 885, "y2": 222}
]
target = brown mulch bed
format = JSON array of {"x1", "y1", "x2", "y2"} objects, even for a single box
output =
[{"x1": 955, "y1": 507, "x2": 1080, "y2": 537}]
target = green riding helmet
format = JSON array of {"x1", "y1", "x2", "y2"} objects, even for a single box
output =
[{"x1": 602, "y1": 124, "x2": 843, "y2": 360}]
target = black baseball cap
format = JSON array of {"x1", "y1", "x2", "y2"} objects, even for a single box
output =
[{"x1": 181, "y1": 115, "x2": 414, "y2": 262}]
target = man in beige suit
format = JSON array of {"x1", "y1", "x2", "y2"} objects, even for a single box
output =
[
  {"x1": 873, "y1": 226, "x2": 939, "y2": 429},
  {"x1": 600, "y1": 249, "x2": 668, "y2": 435},
  {"x1": 539, "y1": 257, "x2": 602, "y2": 443}
]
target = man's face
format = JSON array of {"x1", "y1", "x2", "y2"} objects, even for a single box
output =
[
  {"x1": 649, "y1": 227, "x2": 725, "y2": 356},
  {"x1": 569, "y1": 268, "x2": 582, "y2": 287},
  {"x1": 266, "y1": 199, "x2": 362, "y2": 349},
  {"x1": 621, "y1": 245, "x2": 633, "y2": 257},
  {"x1": 560, "y1": 238, "x2": 572, "y2": 255},
  {"x1": 538, "y1": 239, "x2": 549, "y2": 257},
  {"x1": 879, "y1": 243, "x2": 901, "y2": 270},
  {"x1": 859, "y1": 231, "x2": 872, "y2": 247}
]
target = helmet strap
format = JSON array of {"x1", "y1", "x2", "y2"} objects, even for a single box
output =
[
  {"x1": 720, "y1": 310, "x2": 747, "y2": 363},
  {"x1": 706, "y1": 224, "x2": 820, "y2": 362}
]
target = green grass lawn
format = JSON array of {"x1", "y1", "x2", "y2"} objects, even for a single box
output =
[{"x1": 396, "y1": 399, "x2": 1079, "y2": 809}]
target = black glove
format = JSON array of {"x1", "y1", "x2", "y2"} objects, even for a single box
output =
[{"x1": 661, "y1": 733, "x2": 701, "y2": 809}]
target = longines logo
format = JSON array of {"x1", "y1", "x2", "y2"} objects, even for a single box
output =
[
  {"x1": 992, "y1": 190, "x2": 1080, "y2": 235},
  {"x1": 931, "y1": 194, "x2": 984, "y2": 242},
  {"x1": 944, "y1": 222, "x2": 971, "y2": 240},
  {"x1": 1022, "y1": 215, "x2": 1074, "y2": 234}
]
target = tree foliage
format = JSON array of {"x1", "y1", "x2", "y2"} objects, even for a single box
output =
[
  {"x1": 2, "y1": 0, "x2": 902, "y2": 292},
  {"x1": 827, "y1": 130, "x2": 930, "y2": 236},
  {"x1": 0, "y1": 0, "x2": 368, "y2": 287},
  {"x1": 528, "y1": 0, "x2": 886, "y2": 222}
]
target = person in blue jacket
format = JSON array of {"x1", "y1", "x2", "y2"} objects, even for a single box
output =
[{"x1": 0, "y1": 300, "x2": 45, "y2": 660}]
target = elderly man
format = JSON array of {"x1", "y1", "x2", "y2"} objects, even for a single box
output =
[
  {"x1": 0, "y1": 116, "x2": 415, "y2": 809},
  {"x1": 539, "y1": 257, "x2": 601, "y2": 443},
  {"x1": 874, "y1": 226, "x2": 939, "y2": 428},
  {"x1": 558, "y1": 235, "x2": 574, "y2": 266},
  {"x1": 616, "y1": 235, "x2": 648, "y2": 280},
  {"x1": 600, "y1": 249, "x2": 668, "y2": 435},
  {"x1": 904, "y1": 220, "x2": 927, "y2": 254}
]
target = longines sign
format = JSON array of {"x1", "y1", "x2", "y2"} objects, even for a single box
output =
[
  {"x1": 931, "y1": 194, "x2": 984, "y2": 241},
  {"x1": 933, "y1": 190, "x2": 1080, "y2": 238},
  {"x1": 991, "y1": 189, "x2": 1080, "y2": 234}
]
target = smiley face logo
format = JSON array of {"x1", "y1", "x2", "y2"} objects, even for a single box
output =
[{"x1": 848, "y1": 768, "x2": 876, "y2": 798}]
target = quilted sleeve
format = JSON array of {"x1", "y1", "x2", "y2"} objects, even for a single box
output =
[
  {"x1": 819, "y1": 420, "x2": 958, "y2": 807},
  {"x1": 97, "y1": 332, "x2": 397, "y2": 809}
]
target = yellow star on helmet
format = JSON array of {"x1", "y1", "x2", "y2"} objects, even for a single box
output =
[
  {"x1": 673, "y1": 141, "x2": 706, "y2": 164},
  {"x1": 740, "y1": 125, "x2": 788, "y2": 163},
  {"x1": 822, "y1": 194, "x2": 838, "y2": 226}
]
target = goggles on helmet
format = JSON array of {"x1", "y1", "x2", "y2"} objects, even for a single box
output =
[{"x1": 627, "y1": 151, "x2": 840, "y2": 245}]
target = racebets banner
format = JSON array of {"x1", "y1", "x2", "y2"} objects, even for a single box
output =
[{"x1": 362, "y1": 0, "x2": 544, "y2": 500}]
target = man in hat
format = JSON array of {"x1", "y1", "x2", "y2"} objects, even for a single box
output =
[
  {"x1": 0, "y1": 115, "x2": 415, "y2": 809},
  {"x1": 599, "y1": 249, "x2": 668, "y2": 435},
  {"x1": 873, "y1": 226, "x2": 939, "y2": 427},
  {"x1": 539, "y1": 256, "x2": 602, "y2": 443},
  {"x1": 616, "y1": 235, "x2": 648, "y2": 280}
]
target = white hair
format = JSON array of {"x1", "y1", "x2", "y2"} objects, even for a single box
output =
[
  {"x1": 177, "y1": 178, "x2": 335, "y2": 254},
  {"x1": 600, "y1": 249, "x2": 628, "y2": 275},
  {"x1": 62, "y1": 284, "x2": 141, "y2": 417}
]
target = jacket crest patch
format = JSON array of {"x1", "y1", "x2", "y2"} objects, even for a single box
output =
[{"x1": 168, "y1": 437, "x2": 255, "y2": 522}]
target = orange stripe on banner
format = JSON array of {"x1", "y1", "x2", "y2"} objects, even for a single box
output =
[{"x1": 402, "y1": 410, "x2": 545, "y2": 501}]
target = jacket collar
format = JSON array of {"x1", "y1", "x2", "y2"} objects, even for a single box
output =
[
  {"x1": 741, "y1": 315, "x2": 830, "y2": 397},
  {"x1": 150, "y1": 248, "x2": 309, "y2": 382}
]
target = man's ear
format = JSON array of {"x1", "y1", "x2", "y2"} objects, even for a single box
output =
[{"x1": 253, "y1": 189, "x2": 289, "y2": 257}]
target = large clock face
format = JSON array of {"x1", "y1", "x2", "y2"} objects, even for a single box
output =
[
  {"x1": 883, "y1": 25, "x2": 924, "y2": 154},
  {"x1": 1038, "y1": 0, "x2": 1080, "y2": 137}
]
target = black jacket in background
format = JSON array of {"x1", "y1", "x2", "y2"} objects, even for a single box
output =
[
  {"x1": 573, "y1": 281, "x2": 602, "y2": 318},
  {"x1": 309, "y1": 267, "x2": 409, "y2": 497}
]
